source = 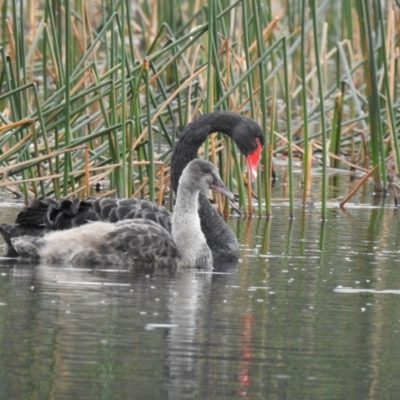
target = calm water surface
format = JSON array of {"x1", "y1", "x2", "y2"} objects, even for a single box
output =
[{"x1": 1, "y1": 198, "x2": 400, "y2": 399}]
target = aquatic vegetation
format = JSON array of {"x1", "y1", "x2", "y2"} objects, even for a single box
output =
[{"x1": 0, "y1": 0, "x2": 398, "y2": 217}]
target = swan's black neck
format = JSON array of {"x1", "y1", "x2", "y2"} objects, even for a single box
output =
[
  {"x1": 170, "y1": 111, "x2": 264, "y2": 260},
  {"x1": 171, "y1": 111, "x2": 246, "y2": 193},
  {"x1": 171, "y1": 111, "x2": 262, "y2": 260}
]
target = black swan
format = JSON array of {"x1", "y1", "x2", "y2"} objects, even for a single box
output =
[
  {"x1": 0, "y1": 111, "x2": 264, "y2": 260},
  {"x1": 10, "y1": 159, "x2": 233, "y2": 269}
]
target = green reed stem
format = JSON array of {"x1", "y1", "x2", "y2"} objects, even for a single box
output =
[
  {"x1": 63, "y1": 0, "x2": 72, "y2": 196},
  {"x1": 310, "y1": 0, "x2": 327, "y2": 218},
  {"x1": 204, "y1": 0, "x2": 216, "y2": 169},
  {"x1": 120, "y1": 0, "x2": 127, "y2": 197},
  {"x1": 241, "y1": 0, "x2": 255, "y2": 115},
  {"x1": 282, "y1": 37, "x2": 294, "y2": 218},
  {"x1": 356, "y1": 0, "x2": 385, "y2": 191},
  {"x1": 330, "y1": 84, "x2": 344, "y2": 169},
  {"x1": 252, "y1": 0, "x2": 267, "y2": 216},
  {"x1": 144, "y1": 60, "x2": 155, "y2": 202},
  {"x1": 264, "y1": 77, "x2": 276, "y2": 217},
  {"x1": 300, "y1": 0, "x2": 310, "y2": 207},
  {"x1": 376, "y1": 0, "x2": 400, "y2": 174},
  {"x1": 233, "y1": 146, "x2": 247, "y2": 212}
]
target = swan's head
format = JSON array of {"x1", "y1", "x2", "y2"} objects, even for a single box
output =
[
  {"x1": 180, "y1": 159, "x2": 234, "y2": 200},
  {"x1": 232, "y1": 116, "x2": 265, "y2": 181}
]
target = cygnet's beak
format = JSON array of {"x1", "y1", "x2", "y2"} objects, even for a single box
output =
[{"x1": 210, "y1": 176, "x2": 234, "y2": 200}]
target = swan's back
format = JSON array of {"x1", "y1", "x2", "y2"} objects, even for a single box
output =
[
  {"x1": 13, "y1": 197, "x2": 171, "y2": 231},
  {"x1": 93, "y1": 198, "x2": 171, "y2": 230}
]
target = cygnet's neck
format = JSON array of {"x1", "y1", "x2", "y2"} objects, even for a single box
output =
[
  {"x1": 171, "y1": 183, "x2": 211, "y2": 268},
  {"x1": 174, "y1": 183, "x2": 201, "y2": 219}
]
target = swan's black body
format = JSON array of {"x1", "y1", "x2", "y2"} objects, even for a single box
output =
[{"x1": 0, "y1": 111, "x2": 265, "y2": 260}]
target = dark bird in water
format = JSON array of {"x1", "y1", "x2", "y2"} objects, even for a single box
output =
[
  {"x1": 0, "y1": 111, "x2": 265, "y2": 261},
  {"x1": 10, "y1": 160, "x2": 233, "y2": 271}
]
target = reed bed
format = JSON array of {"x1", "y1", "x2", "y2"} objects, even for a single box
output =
[{"x1": 0, "y1": 0, "x2": 399, "y2": 216}]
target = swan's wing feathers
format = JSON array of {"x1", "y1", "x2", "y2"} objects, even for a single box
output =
[
  {"x1": 115, "y1": 205, "x2": 141, "y2": 221},
  {"x1": 95, "y1": 199, "x2": 118, "y2": 220},
  {"x1": 105, "y1": 220, "x2": 178, "y2": 268},
  {"x1": 93, "y1": 198, "x2": 172, "y2": 231},
  {"x1": 12, "y1": 197, "x2": 98, "y2": 231},
  {"x1": 155, "y1": 213, "x2": 172, "y2": 232},
  {"x1": 43, "y1": 198, "x2": 99, "y2": 229},
  {"x1": 15, "y1": 198, "x2": 57, "y2": 226},
  {"x1": 44, "y1": 207, "x2": 69, "y2": 229},
  {"x1": 14, "y1": 196, "x2": 172, "y2": 230},
  {"x1": 94, "y1": 198, "x2": 143, "y2": 220},
  {"x1": 131, "y1": 201, "x2": 172, "y2": 231},
  {"x1": 70, "y1": 201, "x2": 99, "y2": 226}
]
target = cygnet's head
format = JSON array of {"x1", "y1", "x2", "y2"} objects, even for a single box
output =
[{"x1": 179, "y1": 159, "x2": 234, "y2": 200}]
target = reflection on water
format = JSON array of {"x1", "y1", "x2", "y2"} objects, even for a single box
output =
[{"x1": 1, "y1": 204, "x2": 400, "y2": 399}]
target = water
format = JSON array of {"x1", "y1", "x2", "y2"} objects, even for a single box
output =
[{"x1": 1, "y1": 197, "x2": 400, "y2": 398}]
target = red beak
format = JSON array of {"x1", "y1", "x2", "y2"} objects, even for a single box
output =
[{"x1": 246, "y1": 139, "x2": 262, "y2": 181}]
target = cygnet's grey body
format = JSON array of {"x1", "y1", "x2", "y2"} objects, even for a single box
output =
[{"x1": 11, "y1": 159, "x2": 233, "y2": 270}]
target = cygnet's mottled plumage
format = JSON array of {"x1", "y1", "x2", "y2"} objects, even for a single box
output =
[{"x1": 11, "y1": 160, "x2": 233, "y2": 270}]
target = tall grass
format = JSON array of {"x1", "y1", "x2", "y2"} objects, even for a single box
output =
[{"x1": 0, "y1": 0, "x2": 398, "y2": 214}]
